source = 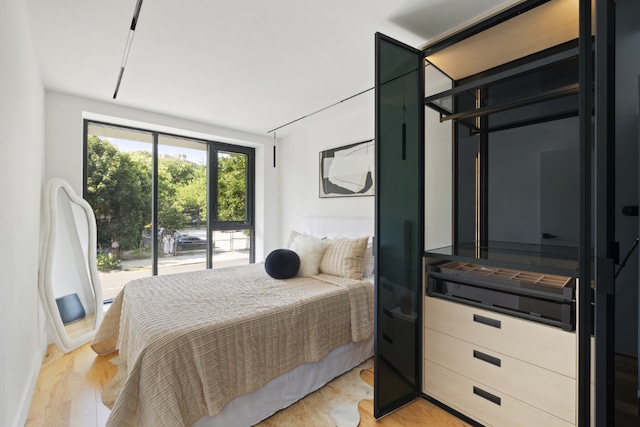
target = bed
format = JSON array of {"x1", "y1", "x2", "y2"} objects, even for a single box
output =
[{"x1": 91, "y1": 217, "x2": 374, "y2": 427}]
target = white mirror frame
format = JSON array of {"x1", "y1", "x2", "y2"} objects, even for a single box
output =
[{"x1": 39, "y1": 178, "x2": 104, "y2": 353}]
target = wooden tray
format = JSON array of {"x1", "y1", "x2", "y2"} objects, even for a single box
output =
[{"x1": 438, "y1": 261, "x2": 572, "y2": 288}]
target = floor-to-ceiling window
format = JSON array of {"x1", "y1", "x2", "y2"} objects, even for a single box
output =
[{"x1": 84, "y1": 121, "x2": 255, "y2": 301}]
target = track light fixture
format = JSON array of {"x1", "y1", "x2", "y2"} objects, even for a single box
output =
[{"x1": 113, "y1": 0, "x2": 144, "y2": 99}]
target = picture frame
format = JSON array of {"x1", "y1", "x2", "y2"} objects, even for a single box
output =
[{"x1": 319, "y1": 139, "x2": 375, "y2": 198}]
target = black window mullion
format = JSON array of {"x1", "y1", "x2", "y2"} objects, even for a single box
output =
[
  {"x1": 206, "y1": 146, "x2": 217, "y2": 269},
  {"x1": 151, "y1": 132, "x2": 159, "y2": 276},
  {"x1": 82, "y1": 120, "x2": 89, "y2": 199},
  {"x1": 247, "y1": 151, "x2": 255, "y2": 263}
]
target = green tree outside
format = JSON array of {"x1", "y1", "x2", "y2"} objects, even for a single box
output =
[
  {"x1": 175, "y1": 166, "x2": 207, "y2": 228},
  {"x1": 86, "y1": 136, "x2": 150, "y2": 250},
  {"x1": 218, "y1": 153, "x2": 247, "y2": 222},
  {"x1": 158, "y1": 156, "x2": 199, "y2": 233},
  {"x1": 86, "y1": 136, "x2": 248, "y2": 251}
]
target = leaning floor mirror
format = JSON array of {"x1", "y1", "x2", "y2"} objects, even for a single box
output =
[{"x1": 39, "y1": 178, "x2": 103, "y2": 353}]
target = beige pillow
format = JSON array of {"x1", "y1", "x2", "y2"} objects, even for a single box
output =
[{"x1": 319, "y1": 236, "x2": 368, "y2": 279}]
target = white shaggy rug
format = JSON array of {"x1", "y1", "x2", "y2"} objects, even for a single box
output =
[{"x1": 256, "y1": 358, "x2": 373, "y2": 427}]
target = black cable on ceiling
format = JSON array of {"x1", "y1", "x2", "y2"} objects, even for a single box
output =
[{"x1": 267, "y1": 86, "x2": 374, "y2": 134}]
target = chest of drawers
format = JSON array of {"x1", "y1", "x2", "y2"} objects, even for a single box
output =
[{"x1": 423, "y1": 296, "x2": 577, "y2": 426}]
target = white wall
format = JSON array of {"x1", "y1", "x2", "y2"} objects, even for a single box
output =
[
  {"x1": 44, "y1": 92, "x2": 279, "y2": 261},
  {"x1": 278, "y1": 90, "x2": 375, "y2": 245},
  {"x1": 0, "y1": 0, "x2": 47, "y2": 425},
  {"x1": 424, "y1": 65, "x2": 453, "y2": 250},
  {"x1": 278, "y1": 65, "x2": 453, "y2": 251},
  {"x1": 276, "y1": 67, "x2": 455, "y2": 251}
]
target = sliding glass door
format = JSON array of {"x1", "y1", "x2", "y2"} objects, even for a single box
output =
[
  {"x1": 156, "y1": 134, "x2": 209, "y2": 275},
  {"x1": 85, "y1": 123, "x2": 153, "y2": 300},
  {"x1": 84, "y1": 121, "x2": 255, "y2": 299}
]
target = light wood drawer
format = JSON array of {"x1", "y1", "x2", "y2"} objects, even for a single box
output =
[
  {"x1": 423, "y1": 359, "x2": 574, "y2": 427},
  {"x1": 424, "y1": 296, "x2": 576, "y2": 377},
  {"x1": 424, "y1": 328, "x2": 576, "y2": 423}
]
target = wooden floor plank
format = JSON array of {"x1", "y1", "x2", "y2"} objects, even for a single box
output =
[
  {"x1": 25, "y1": 343, "x2": 639, "y2": 427},
  {"x1": 25, "y1": 344, "x2": 117, "y2": 427},
  {"x1": 358, "y1": 366, "x2": 471, "y2": 426},
  {"x1": 359, "y1": 398, "x2": 472, "y2": 427}
]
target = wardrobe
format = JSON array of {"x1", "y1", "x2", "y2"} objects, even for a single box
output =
[{"x1": 373, "y1": 0, "x2": 617, "y2": 425}]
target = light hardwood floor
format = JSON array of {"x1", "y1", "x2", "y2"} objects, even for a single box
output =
[
  {"x1": 25, "y1": 343, "x2": 469, "y2": 427},
  {"x1": 25, "y1": 342, "x2": 640, "y2": 426}
]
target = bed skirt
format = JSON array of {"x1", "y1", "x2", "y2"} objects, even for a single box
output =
[{"x1": 192, "y1": 334, "x2": 374, "y2": 427}]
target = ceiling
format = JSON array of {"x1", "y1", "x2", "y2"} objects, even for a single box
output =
[{"x1": 24, "y1": 0, "x2": 520, "y2": 137}]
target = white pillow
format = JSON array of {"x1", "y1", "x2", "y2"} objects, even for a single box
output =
[
  {"x1": 289, "y1": 233, "x2": 327, "y2": 277},
  {"x1": 285, "y1": 230, "x2": 300, "y2": 248}
]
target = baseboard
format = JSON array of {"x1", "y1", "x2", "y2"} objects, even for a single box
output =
[{"x1": 11, "y1": 333, "x2": 47, "y2": 427}]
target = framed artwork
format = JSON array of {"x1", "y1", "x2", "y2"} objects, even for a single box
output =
[{"x1": 319, "y1": 139, "x2": 375, "y2": 198}]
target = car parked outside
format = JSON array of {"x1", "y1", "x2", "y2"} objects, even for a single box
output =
[{"x1": 176, "y1": 234, "x2": 207, "y2": 251}]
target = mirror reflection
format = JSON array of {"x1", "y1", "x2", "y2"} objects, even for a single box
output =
[{"x1": 39, "y1": 178, "x2": 103, "y2": 353}]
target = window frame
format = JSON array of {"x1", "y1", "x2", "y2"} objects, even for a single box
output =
[{"x1": 83, "y1": 119, "x2": 256, "y2": 271}]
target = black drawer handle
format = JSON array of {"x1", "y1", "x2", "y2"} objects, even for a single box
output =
[
  {"x1": 473, "y1": 386, "x2": 502, "y2": 406},
  {"x1": 473, "y1": 350, "x2": 502, "y2": 367},
  {"x1": 473, "y1": 314, "x2": 501, "y2": 329}
]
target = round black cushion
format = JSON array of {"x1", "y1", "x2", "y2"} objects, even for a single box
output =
[{"x1": 265, "y1": 249, "x2": 300, "y2": 279}]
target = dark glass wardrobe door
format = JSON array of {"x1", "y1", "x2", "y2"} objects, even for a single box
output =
[{"x1": 374, "y1": 32, "x2": 424, "y2": 418}]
